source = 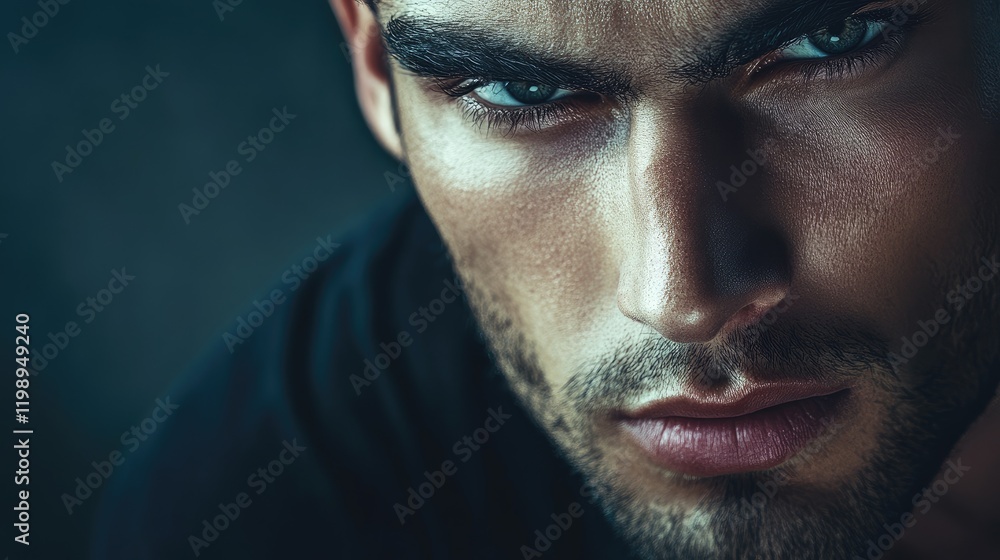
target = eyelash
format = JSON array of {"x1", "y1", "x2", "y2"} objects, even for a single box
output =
[
  {"x1": 432, "y1": 79, "x2": 594, "y2": 135},
  {"x1": 448, "y1": 92, "x2": 589, "y2": 136},
  {"x1": 436, "y1": 6, "x2": 929, "y2": 135},
  {"x1": 768, "y1": 7, "x2": 924, "y2": 81}
]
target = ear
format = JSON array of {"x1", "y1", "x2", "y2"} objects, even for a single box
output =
[{"x1": 331, "y1": 0, "x2": 403, "y2": 159}]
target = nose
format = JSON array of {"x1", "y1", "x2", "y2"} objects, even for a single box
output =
[{"x1": 616, "y1": 110, "x2": 790, "y2": 344}]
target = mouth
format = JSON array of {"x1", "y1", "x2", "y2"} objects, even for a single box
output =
[{"x1": 618, "y1": 383, "x2": 852, "y2": 477}]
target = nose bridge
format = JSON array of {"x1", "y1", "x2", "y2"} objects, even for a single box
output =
[
  {"x1": 618, "y1": 105, "x2": 789, "y2": 343},
  {"x1": 623, "y1": 112, "x2": 709, "y2": 316}
]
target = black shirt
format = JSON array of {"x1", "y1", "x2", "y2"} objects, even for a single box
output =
[{"x1": 91, "y1": 191, "x2": 634, "y2": 559}]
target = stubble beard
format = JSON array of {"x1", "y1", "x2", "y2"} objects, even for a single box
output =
[{"x1": 450, "y1": 247, "x2": 999, "y2": 560}]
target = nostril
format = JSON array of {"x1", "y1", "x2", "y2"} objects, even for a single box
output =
[
  {"x1": 720, "y1": 289, "x2": 793, "y2": 336},
  {"x1": 728, "y1": 303, "x2": 771, "y2": 331}
]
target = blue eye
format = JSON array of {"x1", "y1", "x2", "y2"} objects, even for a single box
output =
[
  {"x1": 473, "y1": 81, "x2": 574, "y2": 107},
  {"x1": 779, "y1": 17, "x2": 888, "y2": 59}
]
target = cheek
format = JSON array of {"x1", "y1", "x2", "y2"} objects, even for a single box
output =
[
  {"x1": 749, "y1": 1, "x2": 993, "y2": 337},
  {"x1": 397, "y1": 96, "x2": 632, "y2": 380},
  {"x1": 755, "y1": 67, "x2": 989, "y2": 338}
]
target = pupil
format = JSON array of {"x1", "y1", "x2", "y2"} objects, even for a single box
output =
[
  {"x1": 505, "y1": 82, "x2": 556, "y2": 104},
  {"x1": 809, "y1": 17, "x2": 866, "y2": 55}
]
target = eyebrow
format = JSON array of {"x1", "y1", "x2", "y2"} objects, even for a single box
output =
[
  {"x1": 380, "y1": 16, "x2": 635, "y2": 97},
  {"x1": 380, "y1": 0, "x2": 882, "y2": 91}
]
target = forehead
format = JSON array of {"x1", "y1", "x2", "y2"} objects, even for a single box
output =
[
  {"x1": 380, "y1": 0, "x2": 733, "y2": 30},
  {"x1": 378, "y1": 0, "x2": 757, "y2": 25}
]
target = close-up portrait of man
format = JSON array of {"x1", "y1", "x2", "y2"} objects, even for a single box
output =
[{"x1": 68, "y1": 0, "x2": 999, "y2": 559}]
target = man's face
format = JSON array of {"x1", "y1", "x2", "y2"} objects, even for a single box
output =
[{"x1": 352, "y1": 0, "x2": 1000, "y2": 557}]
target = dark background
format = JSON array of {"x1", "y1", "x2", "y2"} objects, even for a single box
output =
[{"x1": 0, "y1": 0, "x2": 397, "y2": 556}]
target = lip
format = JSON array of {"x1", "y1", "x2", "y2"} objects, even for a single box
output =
[{"x1": 619, "y1": 383, "x2": 851, "y2": 477}]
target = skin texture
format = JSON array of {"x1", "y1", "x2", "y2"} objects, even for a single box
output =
[{"x1": 334, "y1": 0, "x2": 1000, "y2": 558}]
